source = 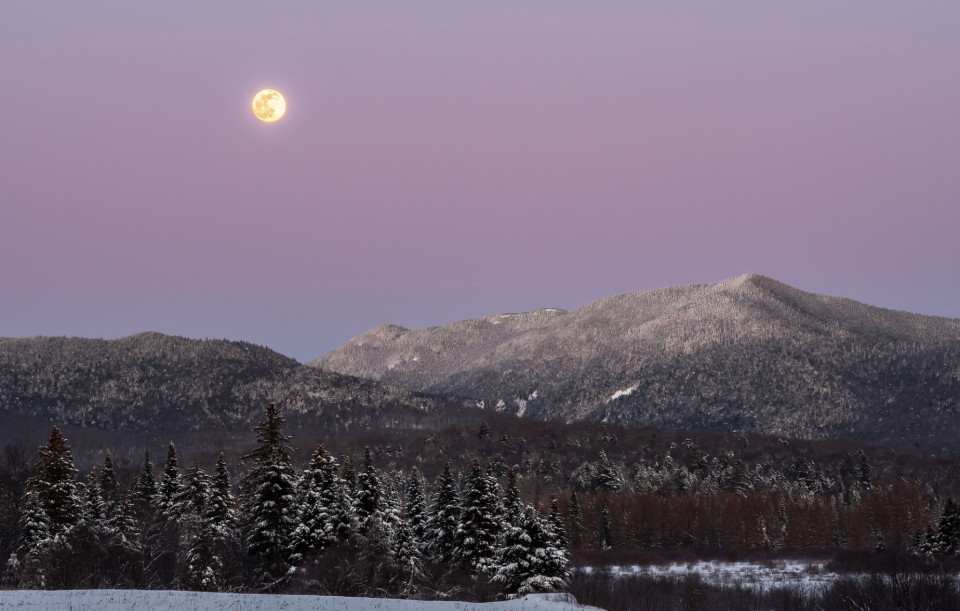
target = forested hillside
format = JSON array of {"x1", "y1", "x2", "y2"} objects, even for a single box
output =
[
  {"x1": 312, "y1": 275, "x2": 960, "y2": 452},
  {"x1": 0, "y1": 332, "x2": 469, "y2": 434}
]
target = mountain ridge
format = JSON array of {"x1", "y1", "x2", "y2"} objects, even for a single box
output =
[
  {"x1": 309, "y1": 274, "x2": 960, "y2": 451},
  {"x1": 0, "y1": 331, "x2": 469, "y2": 434}
]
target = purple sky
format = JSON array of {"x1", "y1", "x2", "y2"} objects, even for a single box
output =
[{"x1": 2, "y1": 2, "x2": 959, "y2": 362}]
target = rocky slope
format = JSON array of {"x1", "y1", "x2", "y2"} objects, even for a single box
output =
[
  {"x1": 0, "y1": 332, "x2": 467, "y2": 434},
  {"x1": 310, "y1": 275, "x2": 960, "y2": 451}
]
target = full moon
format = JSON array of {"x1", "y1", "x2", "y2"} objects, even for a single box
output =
[{"x1": 252, "y1": 89, "x2": 286, "y2": 123}]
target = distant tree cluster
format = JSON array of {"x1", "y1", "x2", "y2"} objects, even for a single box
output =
[{"x1": 0, "y1": 405, "x2": 568, "y2": 598}]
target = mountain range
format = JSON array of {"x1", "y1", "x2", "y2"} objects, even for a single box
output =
[{"x1": 310, "y1": 275, "x2": 960, "y2": 452}]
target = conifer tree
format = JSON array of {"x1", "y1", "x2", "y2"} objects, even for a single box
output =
[
  {"x1": 110, "y1": 492, "x2": 140, "y2": 553},
  {"x1": 503, "y1": 468, "x2": 522, "y2": 522},
  {"x1": 290, "y1": 444, "x2": 340, "y2": 559},
  {"x1": 599, "y1": 500, "x2": 613, "y2": 550},
  {"x1": 100, "y1": 450, "x2": 120, "y2": 511},
  {"x1": 936, "y1": 497, "x2": 960, "y2": 555},
  {"x1": 131, "y1": 449, "x2": 159, "y2": 518},
  {"x1": 239, "y1": 403, "x2": 299, "y2": 590},
  {"x1": 354, "y1": 447, "x2": 384, "y2": 533},
  {"x1": 548, "y1": 496, "x2": 567, "y2": 549},
  {"x1": 406, "y1": 466, "x2": 428, "y2": 544},
  {"x1": 79, "y1": 467, "x2": 109, "y2": 541},
  {"x1": 393, "y1": 517, "x2": 423, "y2": 593},
  {"x1": 596, "y1": 451, "x2": 624, "y2": 492},
  {"x1": 158, "y1": 442, "x2": 183, "y2": 519},
  {"x1": 567, "y1": 491, "x2": 584, "y2": 548},
  {"x1": 340, "y1": 455, "x2": 357, "y2": 494},
  {"x1": 205, "y1": 453, "x2": 236, "y2": 540},
  {"x1": 332, "y1": 485, "x2": 357, "y2": 541},
  {"x1": 32, "y1": 426, "x2": 80, "y2": 537},
  {"x1": 177, "y1": 462, "x2": 210, "y2": 519},
  {"x1": 17, "y1": 488, "x2": 51, "y2": 568},
  {"x1": 493, "y1": 504, "x2": 569, "y2": 598},
  {"x1": 453, "y1": 458, "x2": 499, "y2": 574},
  {"x1": 426, "y1": 459, "x2": 459, "y2": 563}
]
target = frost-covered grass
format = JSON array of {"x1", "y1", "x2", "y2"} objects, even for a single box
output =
[{"x1": 0, "y1": 590, "x2": 595, "y2": 611}]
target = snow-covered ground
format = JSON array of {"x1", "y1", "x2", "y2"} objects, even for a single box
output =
[
  {"x1": 587, "y1": 560, "x2": 834, "y2": 588},
  {"x1": 0, "y1": 590, "x2": 597, "y2": 611}
]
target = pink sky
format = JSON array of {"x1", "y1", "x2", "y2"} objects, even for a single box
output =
[{"x1": 2, "y1": 2, "x2": 959, "y2": 361}]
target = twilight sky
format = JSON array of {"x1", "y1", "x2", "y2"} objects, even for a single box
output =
[{"x1": 2, "y1": 2, "x2": 959, "y2": 362}]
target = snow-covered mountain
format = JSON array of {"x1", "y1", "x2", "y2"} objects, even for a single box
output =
[
  {"x1": 309, "y1": 275, "x2": 960, "y2": 451},
  {"x1": 0, "y1": 332, "x2": 468, "y2": 434}
]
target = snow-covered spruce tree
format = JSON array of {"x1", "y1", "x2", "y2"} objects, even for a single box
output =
[
  {"x1": 547, "y1": 497, "x2": 567, "y2": 550},
  {"x1": 178, "y1": 463, "x2": 219, "y2": 591},
  {"x1": 354, "y1": 446, "x2": 384, "y2": 533},
  {"x1": 13, "y1": 488, "x2": 51, "y2": 586},
  {"x1": 453, "y1": 458, "x2": 500, "y2": 574},
  {"x1": 239, "y1": 403, "x2": 299, "y2": 591},
  {"x1": 426, "y1": 458, "x2": 459, "y2": 563},
  {"x1": 936, "y1": 497, "x2": 960, "y2": 555},
  {"x1": 405, "y1": 466, "x2": 429, "y2": 544},
  {"x1": 78, "y1": 467, "x2": 109, "y2": 542},
  {"x1": 393, "y1": 516, "x2": 423, "y2": 596},
  {"x1": 596, "y1": 451, "x2": 624, "y2": 492},
  {"x1": 131, "y1": 449, "x2": 159, "y2": 519},
  {"x1": 493, "y1": 504, "x2": 569, "y2": 598},
  {"x1": 100, "y1": 450, "x2": 120, "y2": 512},
  {"x1": 290, "y1": 445, "x2": 341, "y2": 560},
  {"x1": 110, "y1": 492, "x2": 140, "y2": 553},
  {"x1": 503, "y1": 469, "x2": 522, "y2": 523},
  {"x1": 340, "y1": 455, "x2": 357, "y2": 495},
  {"x1": 158, "y1": 442, "x2": 183, "y2": 520},
  {"x1": 32, "y1": 426, "x2": 80, "y2": 537},
  {"x1": 205, "y1": 453, "x2": 236, "y2": 541},
  {"x1": 332, "y1": 484, "x2": 358, "y2": 541}
]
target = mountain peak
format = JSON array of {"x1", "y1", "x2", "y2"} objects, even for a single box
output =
[{"x1": 310, "y1": 276, "x2": 960, "y2": 452}]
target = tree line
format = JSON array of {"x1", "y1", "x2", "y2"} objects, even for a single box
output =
[{"x1": 1, "y1": 404, "x2": 567, "y2": 598}]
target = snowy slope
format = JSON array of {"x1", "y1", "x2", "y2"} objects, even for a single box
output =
[{"x1": 0, "y1": 590, "x2": 598, "y2": 611}]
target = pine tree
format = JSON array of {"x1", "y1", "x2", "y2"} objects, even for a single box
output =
[
  {"x1": 548, "y1": 496, "x2": 567, "y2": 549},
  {"x1": 177, "y1": 462, "x2": 210, "y2": 519},
  {"x1": 205, "y1": 453, "x2": 236, "y2": 540},
  {"x1": 179, "y1": 464, "x2": 219, "y2": 593},
  {"x1": 100, "y1": 450, "x2": 120, "y2": 511},
  {"x1": 158, "y1": 442, "x2": 183, "y2": 519},
  {"x1": 332, "y1": 485, "x2": 357, "y2": 541},
  {"x1": 354, "y1": 446, "x2": 384, "y2": 533},
  {"x1": 406, "y1": 466, "x2": 428, "y2": 544},
  {"x1": 453, "y1": 458, "x2": 500, "y2": 574},
  {"x1": 426, "y1": 459, "x2": 459, "y2": 563},
  {"x1": 239, "y1": 403, "x2": 299, "y2": 590},
  {"x1": 32, "y1": 426, "x2": 80, "y2": 537},
  {"x1": 131, "y1": 449, "x2": 159, "y2": 519},
  {"x1": 493, "y1": 504, "x2": 569, "y2": 598}
]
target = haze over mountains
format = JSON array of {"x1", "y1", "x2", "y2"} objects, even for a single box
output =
[
  {"x1": 0, "y1": 332, "x2": 466, "y2": 437},
  {"x1": 311, "y1": 275, "x2": 960, "y2": 452}
]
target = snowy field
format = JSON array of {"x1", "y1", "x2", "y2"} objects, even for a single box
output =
[
  {"x1": 587, "y1": 560, "x2": 834, "y2": 588},
  {"x1": 0, "y1": 590, "x2": 598, "y2": 611}
]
